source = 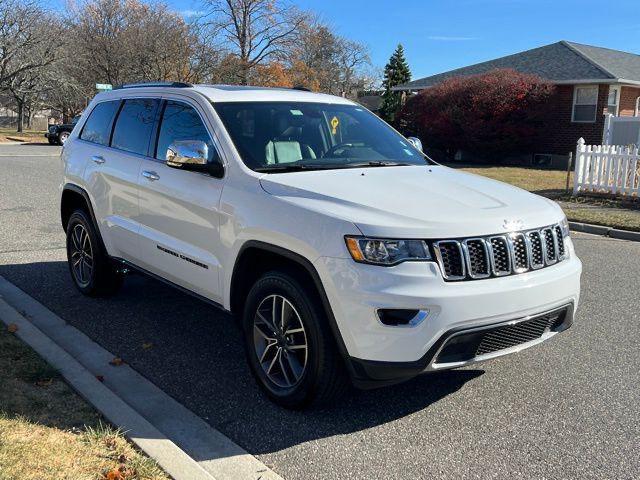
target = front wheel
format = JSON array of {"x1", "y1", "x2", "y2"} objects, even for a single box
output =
[
  {"x1": 66, "y1": 210, "x2": 123, "y2": 296},
  {"x1": 58, "y1": 131, "x2": 69, "y2": 145},
  {"x1": 242, "y1": 271, "x2": 349, "y2": 408}
]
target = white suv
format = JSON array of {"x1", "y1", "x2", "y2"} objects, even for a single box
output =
[{"x1": 60, "y1": 82, "x2": 582, "y2": 408}]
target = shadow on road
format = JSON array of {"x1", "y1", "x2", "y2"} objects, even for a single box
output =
[{"x1": 0, "y1": 260, "x2": 483, "y2": 455}]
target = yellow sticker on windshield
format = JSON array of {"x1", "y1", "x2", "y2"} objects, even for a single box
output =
[{"x1": 330, "y1": 116, "x2": 339, "y2": 135}]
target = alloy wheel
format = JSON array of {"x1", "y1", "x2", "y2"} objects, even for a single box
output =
[
  {"x1": 70, "y1": 223, "x2": 93, "y2": 287},
  {"x1": 253, "y1": 294, "x2": 308, "y2": 388}
]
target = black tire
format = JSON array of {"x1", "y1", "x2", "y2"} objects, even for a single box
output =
[
  {"x1": 66, "y1": 210, "x2": 123, "y2": 297},
  {"x1": 242, "y1": 270, "x2": 349, "y2": 408},
  {"x1": 47, "y1": 137, "x2": 56, "y2": 145},
  {"x1": 58, "y1": 131, "x2": 69, "y2": 145}
]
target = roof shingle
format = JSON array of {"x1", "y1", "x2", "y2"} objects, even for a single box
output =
[{"x1": 394, "y1": 41, "x2": 640, "y2": 90}]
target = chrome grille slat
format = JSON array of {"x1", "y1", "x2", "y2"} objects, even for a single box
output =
[{"x1": 433, "y1": 223, "x2": 567, "y2": 282}]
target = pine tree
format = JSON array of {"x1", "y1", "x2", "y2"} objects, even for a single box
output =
[{"x1": 380, "y1": 44, "x2": 412, "y2": 123}]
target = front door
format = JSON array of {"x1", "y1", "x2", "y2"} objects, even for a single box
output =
[{"x1": 136, "y1": 99, "x2": 225, "y2": 303}]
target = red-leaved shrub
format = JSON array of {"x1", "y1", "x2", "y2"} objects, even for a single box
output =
[{"x1": 398, "y1": 69, "x2": 554, "y2": 158}]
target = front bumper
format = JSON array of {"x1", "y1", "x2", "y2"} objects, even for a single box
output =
[
  {"x1": 315, "y1": 238, "x2": 582, "y2": 387},
  {"x1": 349, "y1": 303, "x2": 573, "y2": 388}
]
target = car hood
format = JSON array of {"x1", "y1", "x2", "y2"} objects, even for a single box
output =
[{"x1": 259, "y1": 165, "x2": 564, "y2": 238}]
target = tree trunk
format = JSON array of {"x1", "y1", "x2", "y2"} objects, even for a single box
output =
[{"x1": 16, "y1": 100, "x2": 24, "y2": 133}]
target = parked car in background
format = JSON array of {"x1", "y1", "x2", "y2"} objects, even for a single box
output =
[
  {"x1": 46, "y1": 115, "x2": 81, "y2": 145},
  {"x1": 59, "y1": 82, "x2": 582, "y2": 408}
]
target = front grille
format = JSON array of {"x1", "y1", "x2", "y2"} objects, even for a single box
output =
[
  {"x1": 433, "y1": 223, "x2": 567, "y2": 281},
  {"x1": 48, "y1": 125, "x2": 57, "y2": 133},
  {"x1": 434, "y1": 306, "x2": 569, "y2": 364}
]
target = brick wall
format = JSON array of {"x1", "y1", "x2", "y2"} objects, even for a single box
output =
[
  {"x1": 618, "y1": 86, "x2": 640, "y2": 116},
  {"x1": 535, "y1": 84, "x2": 608, "y2": 155}
]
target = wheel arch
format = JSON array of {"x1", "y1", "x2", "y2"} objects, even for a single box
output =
[
  {"x1": 61, "y1": 184, "x2": 107, "y2": 252},
  {"x1": 229, "y1": 241, "x2": 351, "y2": 364}
]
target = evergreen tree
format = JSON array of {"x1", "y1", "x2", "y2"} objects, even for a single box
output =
[{"x1": 380, "y1": 44, "x2": 411, "y2": 123}]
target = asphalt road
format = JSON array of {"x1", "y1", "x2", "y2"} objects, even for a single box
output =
[{"x1": 1, "y1": 144, "x2": 638, "y2": 479}]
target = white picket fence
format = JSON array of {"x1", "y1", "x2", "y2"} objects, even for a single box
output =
[{"x1": 573, "y1": 138, "x2": 640, "y2": 196}]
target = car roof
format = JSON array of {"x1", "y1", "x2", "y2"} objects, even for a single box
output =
[{"x1": 93, "y1": 83, "x2": 356, "y2": 105}]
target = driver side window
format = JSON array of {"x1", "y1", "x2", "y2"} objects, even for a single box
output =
[{"x1": 155, "y1": 101, "x2": 218, "y2": 163}]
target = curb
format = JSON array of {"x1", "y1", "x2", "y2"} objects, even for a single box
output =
[
  {"x1": 0, "y1": 297, "x2": 214, "y2": 480},
  {"x1": 0, "y1": 275, "x2": 284, "y2": 480},
  {"x1": 569, "y1": 221, "x2": 640, "y2": 242}
]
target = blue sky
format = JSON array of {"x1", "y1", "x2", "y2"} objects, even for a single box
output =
[{"x1": 61, "y1": 0, "x2": 640, "y2": 81}]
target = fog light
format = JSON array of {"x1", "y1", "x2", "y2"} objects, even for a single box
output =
[{"x1": 377, "y1": 309, "x2": 427, "y2": 327}]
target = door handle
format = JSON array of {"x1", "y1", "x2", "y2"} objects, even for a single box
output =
[
  {"x1": 91, "y1": 155, "x2": 105, "y2": 164},
  {"x1": 142, "y1": 170, "x2": 160, "y2": 181}
]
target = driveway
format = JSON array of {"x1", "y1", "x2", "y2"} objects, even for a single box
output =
[{"x1": 0, "y1": 144, "x2": 638, "y2": 479}]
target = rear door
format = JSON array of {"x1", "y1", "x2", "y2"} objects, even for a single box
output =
[
  {"x1": 79, "y1": 99, "x2": 136, "y2": 260},
  {"x1": 135, "y1": 97, "x2": 225, "y2": 303},
  {"x1": 83, "y1": 97, "x2": 160, "y2": 261}
]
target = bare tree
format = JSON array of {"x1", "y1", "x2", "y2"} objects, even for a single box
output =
[
  {"x1": 288, "y1": 17, "x2": 372, "y2": 97},
  {"x1": 201, "y1": 0, "x2": 304, "y2": 84}
]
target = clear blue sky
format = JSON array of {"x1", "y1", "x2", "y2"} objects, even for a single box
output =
[{"x1": 61, "y1": 0, "x2": 640, "y2": 80}]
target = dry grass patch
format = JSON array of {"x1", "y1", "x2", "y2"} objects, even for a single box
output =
[
  {"x1": 0, "y1": 128, "x2": 47, "y2": 144},
  {"x1": 0, "y1": 326, "x2": 169, "y2": 480},
  {"x1": 458, "y1": 165, "x2": 572, "y2": 194}
]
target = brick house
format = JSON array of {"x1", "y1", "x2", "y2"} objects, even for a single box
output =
[{"x1": 394, "y1": 41, "x2": 640, "y2": 164}]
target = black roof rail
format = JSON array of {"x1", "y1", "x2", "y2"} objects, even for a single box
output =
[
  {"x1": 114, "y1": 81, "x2": 193, "y2": 90},
  {"x1": 292, "y1": 85, "x2": 311, "y2": 92}
]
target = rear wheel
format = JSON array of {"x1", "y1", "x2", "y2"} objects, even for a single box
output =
[
  {"x1": 66, "y1": 210, "x2": 122, "y2": 296},
  {"x1": 242, "y1": 271, "x2": 349, "y2": 408}
]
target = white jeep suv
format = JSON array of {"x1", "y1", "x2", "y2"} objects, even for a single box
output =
[{"x1": 60, "y1": 82, "x2": 582, "y2": 408}]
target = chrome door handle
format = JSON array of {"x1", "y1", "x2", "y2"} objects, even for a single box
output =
[
  {"x1": 142, "y1": 170, "x2": 160, "y2": 181},
  {"x1": 91, "y1": 155, "x2": 105, "y2": 164}
]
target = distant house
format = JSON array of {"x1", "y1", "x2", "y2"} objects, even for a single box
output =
[{"x1": 394, "y1": 41, "x2": 640, "y2": 162}]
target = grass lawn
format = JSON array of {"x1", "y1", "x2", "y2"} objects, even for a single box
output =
[
  {"x1": 0, "y1": 325, "x2": 169, "y2": 480},
  {"x1": 456, "y1": 165, "x2": 640, "y2": 231},
  {"x1": 0, "y1": 128, "x2": 47, "y2": 144}
]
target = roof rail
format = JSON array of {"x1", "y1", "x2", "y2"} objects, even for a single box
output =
[
  {"x1": 292, "y1": 85, "x2": 311, "y2": 92},
  {"x1": 114, "y1": 81, "x2": 193, "y2": 90}
]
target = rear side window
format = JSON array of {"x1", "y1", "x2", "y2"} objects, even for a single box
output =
[
  {"x1": 80, "y1": 100, "x2": 120, "y2": 146},
  {"x1": 111, "y1": 98, "x2": 160, "y2": 156},
  {"x1": 155, "y1": 101, "x2": 217, "y2": 163}
]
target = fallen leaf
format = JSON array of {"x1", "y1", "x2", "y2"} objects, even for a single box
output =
[
  {"x1": 95, "y1": 375, "x2": 105, "y2": 382},
  {"x1": 105, "y1": 468, "x2": 123, "y2": 480},
  {"x1": 142, "y1": 342, "x2": 153, "y2": 350},
  {"x1": 7, "y1": 323, "x2": 18, "y2": 333},
  {"x1": 35, "y1": 378, "x2": 53, "y2": 387},
  {"x1": 118, "y1": 453, "x2": 128, "y2": 464},
  {"x1": 109, "y1": 357, "x2": 124, "y2": 367}
]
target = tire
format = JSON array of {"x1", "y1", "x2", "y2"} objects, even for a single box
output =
[
  {"x1": 66, "y1": 210, "x2": 123, "y2": 297},
  {"x1": 58, "y1": 131, "x2": 69, "y2": 145},
  {"x1": 242, "y1": 270, "x2": 349, "y2": 408},
  {"x1": 47, "y1": 137, "x2": 56, "y2": 145}
]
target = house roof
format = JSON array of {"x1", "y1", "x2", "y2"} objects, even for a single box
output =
[{"x1": 393, "y1": 41, "x2": 640, "y2": 91}]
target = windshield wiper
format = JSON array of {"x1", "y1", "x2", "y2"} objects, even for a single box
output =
[
  {"x1": 254, "y1": 164, "x2": 333, "y2": 173},
  {"x1": 344, "y1": 161, "x2": 415, "y2": 168}
]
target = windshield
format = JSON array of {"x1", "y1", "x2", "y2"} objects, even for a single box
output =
[{"x1": 213, "y1": 102, "x2": 431, "y2": 172}]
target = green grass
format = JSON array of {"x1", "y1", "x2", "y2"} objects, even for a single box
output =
[{"x1": 0, "y1": 325, "x2": 169, "y2": 480}]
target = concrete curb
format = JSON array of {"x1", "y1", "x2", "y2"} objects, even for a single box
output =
[
  {"x1": 0, "y1": 275, "x2": 284, "y2": 480},
  {"x1": 569, "y1": 221, "x2": 640, "y2": 242},
  {"x1": 0, "y1": 297, "x2": 214, "y2": 480}
]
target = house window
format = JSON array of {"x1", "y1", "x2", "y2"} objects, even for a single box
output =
[
  {"x1": 572, "y1": 86, "x2": 598, "y2": 122},
  {"x1": 607, "y1": 86, "x2": 620, "y2": 116}
]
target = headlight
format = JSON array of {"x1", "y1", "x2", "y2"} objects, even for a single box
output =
[
  {"x1": 560, "y1": 216, "x2": 570, "y2": 238},
  {"x1": 345, "y1": 236, "x2": 432, "y2": 266}
]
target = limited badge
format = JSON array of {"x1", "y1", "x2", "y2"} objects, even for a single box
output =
[{"x1": 330, "y1": 116, "x2": 339, "y2": 135}]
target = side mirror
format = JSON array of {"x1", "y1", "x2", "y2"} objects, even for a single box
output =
[
  {"x1": 165, "y1": 140, "x2": 224, "y2": 177},
  {"x1": 407, "y1": 137, "x2": 423, "y2": 152}
]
